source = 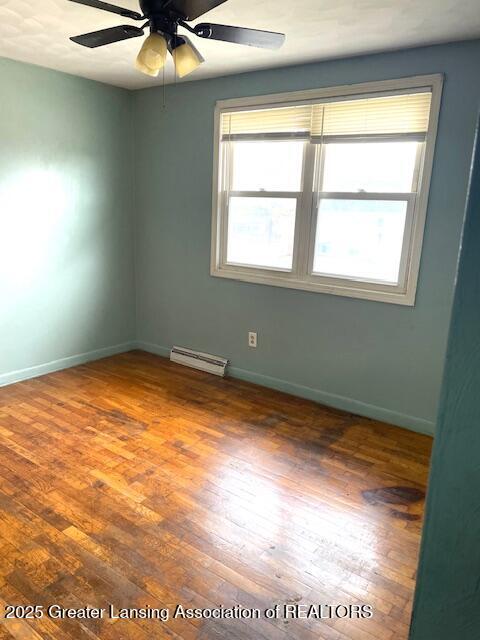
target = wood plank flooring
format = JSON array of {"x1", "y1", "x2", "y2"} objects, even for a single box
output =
[{"x1": 0, "y1": 350, "x2": 432, "y2": 640}]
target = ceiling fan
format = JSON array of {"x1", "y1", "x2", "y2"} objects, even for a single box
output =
[{"x1": 68, "y1": 0, "x2": 286, "y2": 79}]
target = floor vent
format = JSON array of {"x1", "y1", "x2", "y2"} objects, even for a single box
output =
[{"x1": 170, "y1": 346, "x2": 228, "y2": 377}]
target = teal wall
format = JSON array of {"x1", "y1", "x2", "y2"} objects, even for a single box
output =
[
  {"x1": 2, "y1": 41, "x2": 479, "y2": 436},
  {"x1": 132, "y1": 40, "x2": 480, "y2": 435},
  {"x1": 0, "y1": 58, "x2": 135, "y2": 384},
  {"x1": 410, "y1": 116, "x2": 480, "y2": 639}
]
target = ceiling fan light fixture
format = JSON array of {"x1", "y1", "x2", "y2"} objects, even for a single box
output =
[
  {"x1": 171, "y1": 35, "x2": 204, "y2": 78},
  {"x1": 135, "y1": 57, "x2": 160, "y2": 77},
  {"x1": 68, "y1": 0, "x2": 286, "y2": 83},
  {"x1": 136, "y1": 32, "x2": 167, "y2": 77}
]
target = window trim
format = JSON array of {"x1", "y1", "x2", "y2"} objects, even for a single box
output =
[{"x1": 210, "y1": 74, "x2": 443, "y2": 306}]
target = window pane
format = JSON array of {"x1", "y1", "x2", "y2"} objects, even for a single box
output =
[
  {"x1": 227, "y1": 197, "x2": 296, "y2": 270},
  {"x1": 321, "y1": 142, "x2": 419, "y2": 193},
  {"x1": 230, "y1": 141, "x2": 304, "y2": 192},
  {"x1": 313, "y1": 199, "x2": 408, "y2": 284}
]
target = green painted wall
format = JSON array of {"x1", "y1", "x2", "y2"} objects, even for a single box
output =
[
  {"x1": 410, "y1": 116, "x2": 480, "y2": 638},
  {"x1": 2, "y1": 41, "x2": 479, "y2": 437},
  {"x1": 0, "y1": 58, "x2": 135, "y2": 384},
  {"x1": 132, "y1": 40, "x2": 480, "y2": 435}
]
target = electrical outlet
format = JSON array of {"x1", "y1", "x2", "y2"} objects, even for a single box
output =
[{"x1": 248, "y1": 332, "x2": 257, "y2": 348}]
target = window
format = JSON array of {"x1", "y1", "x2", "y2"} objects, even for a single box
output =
[{"x1": 211, "y1": 75, "x2": 442, "y2": 305}]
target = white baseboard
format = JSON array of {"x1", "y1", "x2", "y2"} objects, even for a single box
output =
[
  {"x1": 0, "y1": 342, "x2": 136, "y2": 388},
  {"x1": 136, "y1": 340, "x2": 435, "y2": 436}
]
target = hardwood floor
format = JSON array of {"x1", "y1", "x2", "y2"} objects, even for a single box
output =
[{"x1": 0, "y1": 351, "x2": 432, "y2": 640}]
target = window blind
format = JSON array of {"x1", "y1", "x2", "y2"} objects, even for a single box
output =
[
  {"x1": 221, "y1": 91, "x2": 432, "y2": 141},
  {"x1": 221, "y1": 104, "x2": 312, "y2": 139}
]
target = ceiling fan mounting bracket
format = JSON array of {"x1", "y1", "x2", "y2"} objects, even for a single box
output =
[{"x1": 140, "y1": 0, "x2": 186, "y2": 21}]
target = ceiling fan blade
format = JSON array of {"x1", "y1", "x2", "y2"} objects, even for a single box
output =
[
  {"x1": 194, "y1": 23, "x2": 285, "y2": 49},
  {"x1": 171, "y1": 0, "x2": 228, "y2": 21},
  {"x1": 67, "y1": 0, "x2": 143, "y2": 20},
  {"x1": 70, "y1": 25, "x2": 145, "y2": 48}
]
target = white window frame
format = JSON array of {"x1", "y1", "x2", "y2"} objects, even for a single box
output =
[{"x1": 210, "y1": 75, "x2": 443, "y2": 306}]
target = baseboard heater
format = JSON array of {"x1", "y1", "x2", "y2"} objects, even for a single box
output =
[{"x1": 170, "y1": 346, "x2": 229, "y2": 377}]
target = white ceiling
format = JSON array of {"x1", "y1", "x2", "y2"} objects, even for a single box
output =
[{"x1": 1, "y1": 0, "x2": 479, "y2": 90}]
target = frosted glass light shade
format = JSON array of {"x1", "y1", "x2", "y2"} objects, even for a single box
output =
[
  {"x1": 135, "y1": 58, "x2": 161, "y2": 77},
  {"x1": 173, "y1": 41, "x2": 203, "y2": 78},
  {"x1": 136, "y1": 33, "x2": 167, "y2": 77}
]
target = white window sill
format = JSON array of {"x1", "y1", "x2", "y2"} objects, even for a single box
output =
[{"x1": 211, "y1": 265, "x2": 415, "y2": 306}]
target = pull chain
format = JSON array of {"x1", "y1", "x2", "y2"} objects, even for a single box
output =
[{"x1": 162, "y1": 64, "x2": 166, "y2": 109}]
